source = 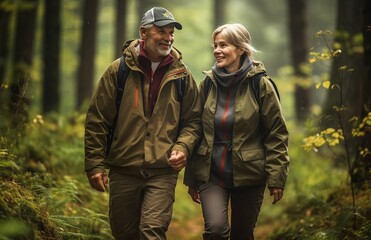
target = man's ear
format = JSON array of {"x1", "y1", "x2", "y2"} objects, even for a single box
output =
[{"x1": 140, "y1": 28, "x2": 146, "y2": 39}]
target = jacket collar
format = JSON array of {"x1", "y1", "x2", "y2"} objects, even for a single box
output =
[{"x1": 137, "y1": 40, "x2": 174, "y2": 77}]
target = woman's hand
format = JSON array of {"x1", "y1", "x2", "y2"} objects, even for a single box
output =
[
  {"x1": 188, "y1": 187, "x2": 201, "y2": 204},
  {"x1": 269, "y1": 187, "x2": 284, "y2": 204},
  {"x1": 88, "y1": 172, "x2": 108, "y2": 192}
]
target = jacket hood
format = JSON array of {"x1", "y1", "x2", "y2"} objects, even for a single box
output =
[{"x1": 203, "y1": 61, "x2": 267, "y2": 81}]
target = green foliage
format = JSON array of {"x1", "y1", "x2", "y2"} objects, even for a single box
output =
[
  {"x1": 50, "y1": 208, "x2": 112, "y2": 240},
  {"x1": 304, "y1": 30, "x2": 370, "y2": 172},
  {"x1": 11, "y1": 113, "x2": 85, "y2": 175},
  {"x1": 298, "y1": 29, "x2": 371, "y2": 239},
  {"x1": 270, "y1": 187, "x2": 371, "y2": 240},
  {"x1": 0, "y1": 218, "x2": 31, "y2": 240},
  {"x1": 1, "y1": 103, "x2": 368, "y2": 239},
  {"x1": 0, "y1": 177, "x2": 57, "y2": 239},
  {"x1": 0, "y1": 113, "x2": 114, "y2": 239}
]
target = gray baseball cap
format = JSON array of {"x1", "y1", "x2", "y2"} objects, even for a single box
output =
[{"x1": 140, "y1": 7, "x2": 182, "y2": 30}]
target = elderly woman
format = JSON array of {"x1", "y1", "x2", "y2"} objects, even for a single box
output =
[{"x1": 185, "y1": 23, "x2": 290, "y2": 240}]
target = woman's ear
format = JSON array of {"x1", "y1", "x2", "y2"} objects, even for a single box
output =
[{"x1": 237, "y1": 48, "x2": 244, "y2": 56}]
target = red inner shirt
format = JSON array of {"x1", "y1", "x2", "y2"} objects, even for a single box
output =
[{"x1": 137, "y1": 40, "x2": 174, "y2": 115}]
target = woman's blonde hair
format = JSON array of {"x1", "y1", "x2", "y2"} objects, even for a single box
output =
[{"x1": 212, "y1": 23, "x2": 258, "y2": 58}]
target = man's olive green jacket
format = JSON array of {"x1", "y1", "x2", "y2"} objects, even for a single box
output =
[{"x1": 84, "y1": 40, "x2": 202, "y2": 177}]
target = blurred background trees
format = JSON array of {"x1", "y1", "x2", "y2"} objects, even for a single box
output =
[
  {"x1": 0, "y1": 0, "x2": 370, "y2": 239},
  {"x1": 1, "y1": 0, "x2": 341, "y2": 115}
]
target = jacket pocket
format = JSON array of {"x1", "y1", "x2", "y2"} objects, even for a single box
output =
[
  {"x1": 197, "y1": 145, "x2": 208, "y2": 156},
  {"x1": 234, "y1": 148, "x2": 267, "y2": 185},
  {"x1": 240, "y1": 148, "x2": 265, "y2": 161}
]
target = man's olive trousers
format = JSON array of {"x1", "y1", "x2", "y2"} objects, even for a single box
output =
[{"x1": 108, "y1": 170, "x2": 178, "y2": 240}]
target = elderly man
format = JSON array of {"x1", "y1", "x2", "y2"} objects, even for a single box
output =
[{"x1": 84, "y1": 7, "x2": 201, "y2": 240}]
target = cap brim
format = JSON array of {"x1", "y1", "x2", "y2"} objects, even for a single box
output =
[{"x1": 154, "y1": 20, "x2": 182, "y2": 30}]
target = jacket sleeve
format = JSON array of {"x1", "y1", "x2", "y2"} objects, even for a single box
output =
[
  {"x1": 84, "y1": 60, "x2": 119, "y2": 177},
  {"x1": 183, "y1": 77, "x2": 210, "y2": 187},
  {"x1": 172, "y1": 72, "x2": 202, "y2": 158},
  {"x1": 259, "y1": 76, "x2": 290, "y2": 189}
]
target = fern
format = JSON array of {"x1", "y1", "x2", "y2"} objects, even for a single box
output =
[{"x1": 50, "y1": 207, "x2": 113, "y2": 240}]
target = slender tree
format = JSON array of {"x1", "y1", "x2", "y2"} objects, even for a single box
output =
[
  {"x1": 9, "y1": 0, "x2": 38, "y2": 127},
  {"x1": 77, "y1": 0, "x2": 99, "y2": 109},
  {"x1": 137, "y1": 0, "x2": 164, "y2": 29},
  {"x1": 214, "y1": 0, "x2": 226, "y2": 29},
  {"x1": 115, "y1": 0, "x2": 127, "y2": 59},
  {"x1": 0, "y1": 0, "x2": 11, "y2": 85},
  {"x1": 42, "y1": 0, "x2": 61, "y2": 113},
  {"x1": 325, "y1": 0, "x2": 364, "y2": 117},
  {"x1": 355, "y1": 0, "x2": 371, "y2": 185},
  {"x1": 288, "y1": 0, "x2": 310, "y2": 122},
  {"x1": 322, "y1": 0, "x2": 364, "y2": 161}
]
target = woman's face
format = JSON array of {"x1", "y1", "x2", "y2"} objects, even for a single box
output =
[{"x1": 213, "y1": 33, "x2": 243, "y2": 73}]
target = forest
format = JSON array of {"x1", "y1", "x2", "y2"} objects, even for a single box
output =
[{"x1": 0, "y1": 0, "x2": 370, "y2": 239}]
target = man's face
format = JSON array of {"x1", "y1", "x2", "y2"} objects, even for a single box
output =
[{"x1": 141, "y1": 24, "x2": 175, "y2": 62}]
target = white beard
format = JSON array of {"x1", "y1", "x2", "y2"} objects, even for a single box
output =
[{"x1": 158, "y1": 46, "x2": 172, "y2": 56}]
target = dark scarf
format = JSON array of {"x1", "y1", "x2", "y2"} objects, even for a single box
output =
[
  {"x1": 209, "y1": 54, "x2": 253, "y2": 188},
  {"x1": 211, "y1": 54, "x2": 253, "y2": 88}
]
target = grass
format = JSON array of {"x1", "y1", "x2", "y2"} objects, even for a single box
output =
[{"x1": 0, "y1": 112, "x2": 369, "y2": 240}]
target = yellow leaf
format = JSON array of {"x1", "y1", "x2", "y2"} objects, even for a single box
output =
[
  {"x1": 328, "y1": 139, "x2": 339, "y2": 146},
  {"x1": 314, "y1": 137, "x2": 326, "y2": 147},
  {"x1": 315, "y1": 83, "x2": 321, "y2": 89},
  {"x1": 324, "y1": 128, "x2": 336, "y2": 134},
  {"x1": 333, "y1": 49, "x2": 342, "y2": 56},
  {"x1": 322, "y1": 80, "x2": 331, "y2": 89},
  {"x1": 332, "y1": 132, "x2": 340, "y2": 138}
]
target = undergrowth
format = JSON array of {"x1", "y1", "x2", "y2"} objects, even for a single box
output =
[
  {"x1": 0, "y1": 113, "x2": 113, "y2": 240},
  {"x1": 1, "y1": 112, "x2": 370, "y2": 239},
  {"x1": 270, "y1": 185, "x2": 370, "y2": 240}
]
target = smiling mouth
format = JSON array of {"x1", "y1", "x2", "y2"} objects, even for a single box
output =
[
  {"x1": 159, "y1": 42, "x2": 171, "y2": 48},
  {"x1": 215, "y1": 57, "x2": 224, "y2": 62}
]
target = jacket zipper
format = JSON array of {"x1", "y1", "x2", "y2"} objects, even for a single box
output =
[
  {"x1": 135, "y1": 84, "x2": 139, "y2": 109},
  {"x1": 219, "y1": 88, "x2": 231, "y2": 184}
]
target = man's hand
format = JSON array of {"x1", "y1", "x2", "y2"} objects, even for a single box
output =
[
  {"x1": 88, "y1": 172, "x2": 108, "y2": 192},
  {"x1": 168, "y1": 150, "x2": 187, "y2": 170},
  {"x1": 269, "y1": 187, "x2": 284, "y2": 204},
  {"x1": 188, "y1": 187, "x2": 200, "y2": 204}
]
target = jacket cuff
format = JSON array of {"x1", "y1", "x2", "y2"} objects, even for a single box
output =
[
  {"x1": 267, "y1": 175, "x2": 286, "y2": 189},
  {"x1": 86, "y1": 167, "x2": 106, "y2": 177},
  {"x1": 172, "y1": 144, "x2": 189, "y2": 158}
]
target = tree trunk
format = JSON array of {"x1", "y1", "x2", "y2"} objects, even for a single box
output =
[
  {"x1": 42, "y1": 0, "x2": 61, "y2": 113},
  {"x1": 288, "y1": 0, "x2": 310, "y2": 122},
  {"x1": 323, "y1": 0, "x2": 364, "y2": 164},
  {"x1": 354, "y1": 0, "x2": 371, "y2": 185},
  {"x1": 137, "y1": 0, "x2": 164, "y2": 30},
  {"x1": 214, "y1": 0, "x2": 226, "y2": 29},
  {"x1": 0, "y1": 1, "x2": 11, "y2": 85},
  {"x1": 77, "y1": 0, "x2": 99, "y2": 109},
  {"x1": 325, "y1": 0, "x2": 364, "y2": 118},
  {"x1": 115, "y1": 0, "x2": 127, "y2": 59},
  {"x1": 9, "y1": 0, "x2": 38, "y2": 127}
]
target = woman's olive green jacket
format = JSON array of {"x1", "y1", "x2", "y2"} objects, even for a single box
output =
[{"x1": 185, "y1": 61, "x2": 289, "y2": 189}]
